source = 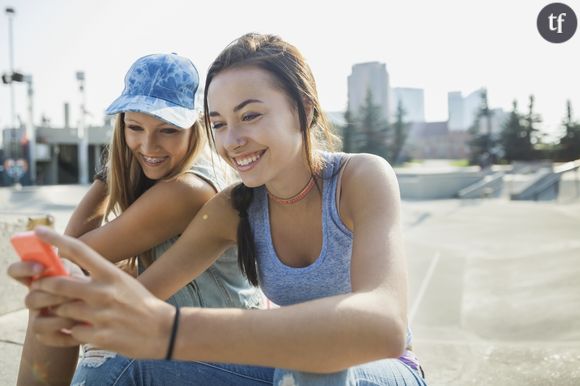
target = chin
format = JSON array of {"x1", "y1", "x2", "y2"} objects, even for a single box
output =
[
  {"x1": 142, "y1": 169, "x2": 165, "y2": 181},
  {"x1": 239, "y1": 175, "x2": 264, "y2": 188}
]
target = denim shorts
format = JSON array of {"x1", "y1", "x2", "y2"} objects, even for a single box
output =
[{"x1": 71, "y1": 348, "x2": 427, "y2": 386}]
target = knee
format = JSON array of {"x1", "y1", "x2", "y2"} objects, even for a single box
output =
[{"x1": 76, "y1": 347, "x2": 118, "y2": 369}]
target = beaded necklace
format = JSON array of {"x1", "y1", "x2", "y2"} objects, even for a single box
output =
[{"x1": 267, "y1": 177, "x2": 315, "y2": 205}]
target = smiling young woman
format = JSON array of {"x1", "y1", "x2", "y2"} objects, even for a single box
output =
[
  {"x1": 15, "y1": 34, "x2": 427, "y2": 386},
  {"x1": 8, "y1": 53, "x2": 260, "y2": 386}
]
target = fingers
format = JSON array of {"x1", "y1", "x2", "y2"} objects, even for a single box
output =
[
  {"x1": 54, "y1": 299, "x2": 94, "y2": 324},
  {"x1": 25, "y1": 290, "x2": 71, "y2": 311},
  {"x1": 32, "y1": 315, "x2": 82, "y2": 347},
  {"x1": 34, "y1": 226, "x2": 118, "y2": 279},
  {"x1": 61, "y1": 258, "x2": 87, "y2": 278},
  {"x1": 29, "y1": 275, "x2": 101, "y2": 305},
  {"x1": 6, "y1": 261, "x2": 43, "y2": 286},
  {"x1": 68, "y1": 323, "x2": 97, "y2": 347}
]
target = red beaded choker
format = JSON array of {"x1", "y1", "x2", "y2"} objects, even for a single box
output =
[{"x1": 267, "y1": 177, "x2": 315, "y2": 205}]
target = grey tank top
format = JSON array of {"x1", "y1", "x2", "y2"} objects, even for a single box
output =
[
  {"x1": 141, "y1": 162, "x2": 263, "y2": 310},
  {"x1": 249, "y1": 151, "x2": 352, "y2": 306},
  {"x1": 248, "y1": 152, "x2": 415, "y2": 356}
]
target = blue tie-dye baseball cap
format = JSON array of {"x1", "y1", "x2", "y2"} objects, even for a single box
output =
[{"x1": 106, "y1": 53, "x2": 199, "y2": 128}]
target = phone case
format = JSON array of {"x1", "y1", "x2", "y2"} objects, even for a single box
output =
[{"x1": 10, "y1": 231, "x2": 68, "y2": 278}]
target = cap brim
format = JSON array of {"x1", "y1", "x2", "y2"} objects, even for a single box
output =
[{"x1": 105, "y1": 95, "x2": 197, "y2": 129}]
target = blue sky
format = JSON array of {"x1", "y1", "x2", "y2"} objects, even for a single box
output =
[{"x1": 0, "y1": 0, "x2": 579, "y2": 141}]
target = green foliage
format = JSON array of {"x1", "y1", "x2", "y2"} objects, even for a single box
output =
[
  {"x1": 468, "y1": 89, "x2": 496, "y2": 167},
  {"x1": 450, "y1": 159, "x2": 470, "y2": 167},
  {"x1": 357, "y1": 88, "x2": 389, "y2": 157},
  {"x1": 342, "y1": 109, "x2": 355, "y2": 153},
  {"x1": 499, "y1": 96, "x2": 539, "y2": 162},
  {"x1": 523, "y1": 95, "x2": 543, "y2": 147},
  {"x1": 558, "y1": 100, "x2": 580, "y2": 161},
  {"x1": 339, "y1": 88, "x2": 411, "y2": 164},
  {"x1": 340, "y1": 88, "x2": 391, "y2": 159},
  {"x1": 389, "y1": 100, "x2": 409, "y2": 164}
]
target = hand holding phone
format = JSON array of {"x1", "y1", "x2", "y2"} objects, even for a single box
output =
[{"x1": 10, "y1": 231, "x2": 69, "y2": 279}]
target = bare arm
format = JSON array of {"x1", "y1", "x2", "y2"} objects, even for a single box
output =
[
  {"x1": 34, "y1": 155, "x2": 408, "y2": 373},
  {"x1": 78, "y1": 174, "x2": 216, "y2": 263},
  {"x1": 65, "y1": 180, "x2": 109, "y2": 237},
  {"x1": 17, "y1": 175, "x2": 216, "y2": 385},
  {"x1": 137, "y1": 187, "x2": 238, "y2": 300},
  {"x1": 171, "y1": 154, "x2": 408, "y2": 372},
  {"x1": 17, "y1": 181, "x2": 108, "y2": 386}
]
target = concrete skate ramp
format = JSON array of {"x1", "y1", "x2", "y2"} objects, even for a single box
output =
[{"x1": 403, "y1": 199, "x2": 580, "y2": 385}]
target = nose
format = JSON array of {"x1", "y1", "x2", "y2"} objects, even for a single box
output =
[
  {"x1": 222, "y1": 126, "x2": 247, "y2": 152},
  {"x1": 141, "y1": 132, "x2": 160, "y2": 153}
]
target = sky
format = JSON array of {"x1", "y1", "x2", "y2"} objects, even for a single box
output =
[{"x1": 0, "y1": 0, "x2": 579, "y2": 142}]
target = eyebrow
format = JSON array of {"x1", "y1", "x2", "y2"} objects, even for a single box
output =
[{"x1": 209, "y1": 99, "x2": 263, "y2": 117}]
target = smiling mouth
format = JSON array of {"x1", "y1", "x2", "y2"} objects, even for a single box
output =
[
  {"x1": 141, "y1": 154, "x2": 168, "y2": 166},
  {"x1": 231, "y1": 150, "x2": 266, "y2": 169}
]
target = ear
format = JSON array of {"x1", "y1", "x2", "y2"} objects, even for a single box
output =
[{"x1": 304, "y1": 100, "x2": 314, "y2": 128}]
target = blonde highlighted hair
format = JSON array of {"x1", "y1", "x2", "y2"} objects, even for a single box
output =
[{"x1": 102, "y1": 113, "x2": 206, "y2": 270}]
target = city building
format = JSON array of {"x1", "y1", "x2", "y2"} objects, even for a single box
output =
[
  {"x1": 348, "y1": 62, "x2": 390, "y2": 123},
  {"x1": 404, "y1": 121, "x2": 471, "y2": 159},
  {"x1": 1, "y1": 123, "x2": 110, "y2": 186},
  {"x1": 448, "y1": 88, "x2": 486, "y2": 131},
  {"x1": 391, "y1": 87, "x2": 425, "y2": 123}
]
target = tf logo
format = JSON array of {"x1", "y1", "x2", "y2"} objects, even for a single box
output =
[{"x1": 537, "y1": 3, "x2": 577, "y2": 43}]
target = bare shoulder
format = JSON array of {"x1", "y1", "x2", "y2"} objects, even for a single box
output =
[
  {"x1": 338, "y1": 153, "x2": 401, "y2": 225},
  {"x1": 145, "y1": 173, "x2": 216, "y2": 206},
  {"x1": 162, "y1": 172, "x2": 217, "y2": 195},
  {"x1": 341, "y1": 153, "x2": 399, "y2": 195},
  {"x1": 123, "y1": 173, "x2": 217, "y2": 228}
]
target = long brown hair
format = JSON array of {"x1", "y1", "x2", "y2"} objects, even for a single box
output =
[
  {"x1": 103, "y1": 113, "x2": 206, "y2": 269},
  {"x1": 203, "y1": 33, "x2": 340, "y2": 286}
]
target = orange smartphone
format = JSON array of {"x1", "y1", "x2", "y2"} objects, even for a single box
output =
[{"x1": 10, "y1": 231, "x2": 69, "y2": 278}]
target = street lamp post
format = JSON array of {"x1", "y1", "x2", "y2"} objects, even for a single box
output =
[
  {"x1": 24, "y1": 75, "x2": 35, "y2": 183},
  {"x1": 76, "y1": 71, "x2": 89, "y2": 184},
  {"x1": 5, "y1": 7, "x2": 16, "y2": 130}
]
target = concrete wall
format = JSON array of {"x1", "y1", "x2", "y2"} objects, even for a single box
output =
[
  {"x1": 397, "y1": 170, "x2": 484, "y2": 200},
  {"x1": 559, "y1": 169, "x2": 580, "y2": 202}
]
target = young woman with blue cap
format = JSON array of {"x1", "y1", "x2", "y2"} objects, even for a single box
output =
[
  {"x1": 14, "y1": 34, "x2": 427, "y2": 385},
  {"x1": 9, "y1": 53, "x2": 260, "y2": 386}
]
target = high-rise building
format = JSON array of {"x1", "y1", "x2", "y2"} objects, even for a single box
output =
[
  {"x1": 448, "y1": 88, "x2": 485, "y2": 131},
  {"x1": 391, "y1": 87, "x2": 425, "y2": 122},
  {"x1": 448, "y1": 88, "x2": 507, "y2": 133},
  {"x1": 348, "y1": 62, "x2": 390, "y2": 123}
]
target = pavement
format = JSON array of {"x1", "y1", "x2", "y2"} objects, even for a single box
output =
[{"x1": 1, "y1": 185, "x2": 580, "y2": 385}]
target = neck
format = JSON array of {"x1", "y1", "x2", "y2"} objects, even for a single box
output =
[{"x1": 267, "y1": 175, "x2": 315, "y2": 206}]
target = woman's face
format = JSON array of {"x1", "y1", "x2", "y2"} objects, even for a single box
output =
[
  {"x1": 207, "y1": 66, "x2": 304, "y2": 188},
  {"x1": 123, "y1": 112, "x2": 191, "y2": 180}
]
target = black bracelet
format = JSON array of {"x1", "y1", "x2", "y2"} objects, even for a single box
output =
[{"x1": 165, "y1": 305, "x2": 180, "y2": 360}]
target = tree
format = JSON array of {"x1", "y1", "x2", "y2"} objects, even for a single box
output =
[
  {"x1": 499, "y1": 100, "x2": 535, "y2": 162},
  {"x1": 357, "y1": 88, "x2": 389, "y2": 157},
  {"x1": 341, "y1": 108, "x2": 356, "y2": 153},
  {"x1": 468, "y1": 89, "x2": 495, "y2": 167},
  {"x1": 522, "y1": 95, "x2": 542, "y2": 153},
  {"x1": 389, "y1": 100, "x2": 409, "y2": 165},
  {"x1": 558, "y1": 100, "x2": 580, "y2": 161}
]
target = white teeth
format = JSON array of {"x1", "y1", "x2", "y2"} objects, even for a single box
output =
[
  {"x1": 235, "y1": 152, "x2": 261, "y2": 166},
  {"x1": 143, "y1": 155, "x2": 165, "y2": 164}
]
